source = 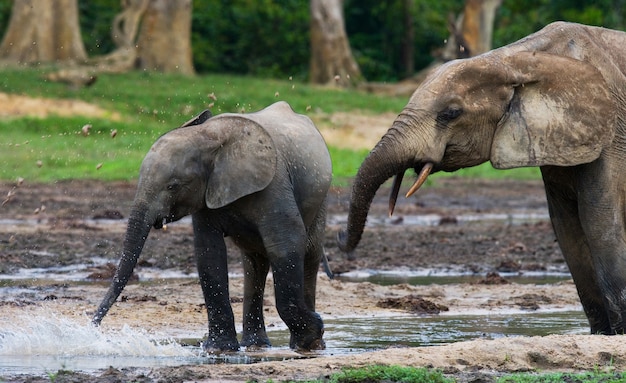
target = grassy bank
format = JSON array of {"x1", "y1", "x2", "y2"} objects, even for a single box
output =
[
  {"x1": 285, "y1": 365, "x2": 626, "y2": 383},
  {"x1": 0, "y1": 68, "x2": 539, "y2": 183}
]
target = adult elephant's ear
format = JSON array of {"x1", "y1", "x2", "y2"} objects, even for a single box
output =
[
  {"x1": 490, "y1": 51, "x2": 616, "y2": 169},
  {"x1": 205, "y1": 117, "x2": 277, "y2": 209}
]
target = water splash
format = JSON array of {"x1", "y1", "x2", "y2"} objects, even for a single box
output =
[
  {"x1": 0, "y1": 312, "x2": 198, "y2": 374},
  {"x1": 0, "y1": 313, "x2": 193, "y2": 357}
]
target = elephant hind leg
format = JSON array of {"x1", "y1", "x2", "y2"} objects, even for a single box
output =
[
  {"x1": 304, "y1": 203, "x2": 328, "y2": 310},
  {"x1": 240, "y1": 251, "x2": 272, "y2": 348}
]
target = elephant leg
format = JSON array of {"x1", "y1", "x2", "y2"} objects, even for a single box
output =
[
  {"x1": 303, "y1": 203, "x2": 327, "y2": 311},
  {"x1": 543, "y1": 182, "x2": 610, "y2": 333},
  {"x1": 576, "y1": 167, "x2": 626, "y2": 334},
  {"x1": 260, "y1": 213, "x2": 325, "y2": 351},
  {"x1": 240, "y1": 251, "x2": 271, "y2": 348},
  {"x1": 543, "y1": 164, "x2": 626, "y2": 334},
  {"x1": 192, "y1": 211, "x2": 239, "y2": 352}
]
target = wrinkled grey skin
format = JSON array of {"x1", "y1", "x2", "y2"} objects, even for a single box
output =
[
  {"x1": 93, "y1": 101, "x2": 332, "y2": 352},
  {"x1": 338, "y1": 22, "x2": 626, "y2": 335}
]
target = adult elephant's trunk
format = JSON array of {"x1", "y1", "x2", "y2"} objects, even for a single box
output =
[
  {"x1": 92, "y1": 202, "x2": 152, "y2": 325},
  {"x1": 337, "y1": 122, "x2": 421, "y2": 254}
]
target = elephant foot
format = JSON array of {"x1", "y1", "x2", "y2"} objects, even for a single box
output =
[
  {"x1": 202, "y1": 336, "x2": 239, "y2": 353},
  {"x1": 287, "y1": 313, "x2": 325, "y2": 351},
  {"x1": 240, "y1": 333, "x2": 271, "y2": 349},
  {"x1": 289, "y1": 333, "x2": 325, "y2": 351}
]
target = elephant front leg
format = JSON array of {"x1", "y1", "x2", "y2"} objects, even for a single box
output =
[
  {"x1": 543, "y1": 177, "x2": 611, "y2": 333},
  {"x1": 240, "y1": 252, "x2": 271, "y2": 348},
  {"x1": 193, "y1": 213, "x2": 239, "y2": 352}
]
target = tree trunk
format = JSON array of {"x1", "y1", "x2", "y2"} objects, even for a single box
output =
[
  {"x1": 461, "y1": 0, "x2": 502, "y2": 56},
  {"x1": 135, "y1": 0, "x2": 195, "y2": 75},
  {"x1": 441, "y1": 0, "x2": 502, "y2": 60},
  {"x1": 310, "y1": 0, "x2": 362, "y2": 87},
  {"x1": 0, "y1": 0, "x2": 87, "y2": 64}
]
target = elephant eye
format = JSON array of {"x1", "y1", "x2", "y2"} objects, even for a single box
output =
[
  {"x1": 437, "y1": 107, "x2": 463, "y2": 122},
  {"x1": 167, "y1": 182, "x2": 180, "y2": 191}
]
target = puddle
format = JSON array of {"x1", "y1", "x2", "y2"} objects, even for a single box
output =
[
  {"x1": 337, "y1": 269, "x2": 572, "y2": 286},
  {"x1": 0, "y1": 308, "x2": 588, "y2": 375},
  {"x1": 0, "y1": 211, "x2": 550, "y2": 231},
  {"x1": 0, "y1": 264, "x2": 584, "y2": 376},
  {"x1": 328, "y1": 212, "x2": 550, "y2": 227}
]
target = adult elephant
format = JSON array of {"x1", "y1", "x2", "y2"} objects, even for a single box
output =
[
  {"x1": 338, "y1": 22, "x2": 626, "y2": 335},
  {"x1": 93, "y1": 101, "x2": 331, "y2": 352}
]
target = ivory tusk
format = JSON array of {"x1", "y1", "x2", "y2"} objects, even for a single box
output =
[
  {"x1": 405, "y1": 162, "x2": 433, "y2": 198},
  {"x1": 388, "y1": 171, "x2": 405, "y2": 217}
]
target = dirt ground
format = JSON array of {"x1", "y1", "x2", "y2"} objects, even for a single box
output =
[{"x1": 1, "y1": 94, "x2": 625, "y2": 382}]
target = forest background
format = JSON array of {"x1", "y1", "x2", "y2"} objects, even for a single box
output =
[{"x1": 0, "y1": 0, "x2": 621, "y2": 83}]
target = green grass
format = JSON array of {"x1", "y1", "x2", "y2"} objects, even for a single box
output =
[
  {"x1": 269, "y1": 366, "x2": 626, "y2": 383},
  {"x1": 0, "y1": 67, "x2": 541, "y2": 183},
  {"x1": 292, "y1": 365, "x2": 453, "y2": 383},
  {"x1": 497, "y1": 371, "x2": 626, "y2": 382}
]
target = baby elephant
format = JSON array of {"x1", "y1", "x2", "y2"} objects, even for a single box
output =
[{"x1": 93, "y1": 101, "x2": 332, "y2": 352}]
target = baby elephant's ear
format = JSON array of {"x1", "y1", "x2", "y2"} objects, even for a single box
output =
[
  {"x1": 491, "y1": 51, "x2": 616, "y2": 169},
  {"x1": 205, "y1": 117, "x2": 277, "y2": 209},
  {"x1": 180, "y1": 109, "x2": 213, "y2": 128}
]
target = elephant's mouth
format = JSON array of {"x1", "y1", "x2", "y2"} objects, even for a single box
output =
[
  {"x1": 153, "y1": 215, "x2": 176, "y2": 230},
  {"x1": 388, "y1": 162, "x2": 434, "y2": 217},
  {"x1": 153, "y1": 218, "x2": 166, "y2": 230}
]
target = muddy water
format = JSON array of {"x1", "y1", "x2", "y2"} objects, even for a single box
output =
[
  {"x1": 337, "y1": 270, "x2": 571, "y2": 286},
  {"x1": 0, "y1": 272, "x2": 587, "y2": 375},
  {"x1": 0, "y1": 303, "x2": 587, "y2": 375},
  {"x1": 0, "y1": 209, "x2": 578, "y2": 375}
]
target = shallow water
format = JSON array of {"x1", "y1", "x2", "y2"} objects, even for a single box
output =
[
  {"x1": 0, "y1": 268, "x2": 587, "y2": 376},
  {"x1": 337, "y1": 269, "x2": 572, "y2": 286},
  {"x1": 0, "y1": 309, "x2": 588, "y2": 375}
]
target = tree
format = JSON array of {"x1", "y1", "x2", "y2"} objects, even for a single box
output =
[
  {"x1": 310, "y1": 0, "x2": 362, "y2": 86},
  {"x1": 136, "y1": 0, "x2": 194, "y2": 74},
  {"x1": 43, "y1": 0, "x2": 195, "y2": 86},
  {"x1": 0, "y1": 0, "x2": 87, "y2": 64},
  {"x1": 442, "y1": 0, "x2": 501, "y2": 60}
]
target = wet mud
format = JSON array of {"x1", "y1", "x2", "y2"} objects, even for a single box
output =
[{"x1": 1, "y1": 177, "x2": 623, "y2": 383}]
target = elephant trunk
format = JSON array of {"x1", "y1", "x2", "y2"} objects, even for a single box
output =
[
  {"x1": 92, "y1": 202, "x2": 152, "y2": 325},
  {"x1": 337, "y1": 121, "x2": 420, "y2": 254}
]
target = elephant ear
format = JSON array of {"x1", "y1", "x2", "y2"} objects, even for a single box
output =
[
  {"x1": 490, "y1": 51, "x2": 616, "y2": 169},
  {"x1": 205, "y1": 116, "x2": 277, "y2": 209},
  {"x1": 180, "y1": 109, "x2": 213, "y2": 128}
]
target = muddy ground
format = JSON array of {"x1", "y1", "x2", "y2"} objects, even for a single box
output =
[
  {"x1": 1, "y1": 93, "x2": 625, "y2": 382},
  {"x1": 2, "y1": 178, "x2": 626, "y2": 383}
]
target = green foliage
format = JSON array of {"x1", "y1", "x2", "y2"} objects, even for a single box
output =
[
  {"x1": 0, "y1": 68, "x2": 407, "y2": 182},
  {"x1": 0, "y1": 0, "x2": 11, "y2": 39},
  {"x1": 0, "y1": 116, "x2": 151, "y2": 182},
  {"x1": 345, "y1": 0, "x2": 464, "y2": 81},
  {"x1": 494, "y1": 0, "x2": 626, "y2": 48},
  {"x1": 497, "y1": 371, "x2": 626, "y2": 383},
  {"x1": 273, "y1": 368, "x2": 626, "y2": 383},
  {"x1": 312, "y1": 365, "x2": 453, "y2": 383},
  {"x1": 192, "y1": 0, "x2": 310, "y2": 79},
  {"x1": 78, "y1": 0, "x2": 120, "y2": 56},
  {"x1": 446, "y1": 163, "x2": 541, "y2": 180},
  {"x1": 0, "y1": 67, "x2": 546, "y2": 183},
  {"x1": 329, "y1": 146, "x2": 370, "y2": 186},
  {"x1": 3, "y1": 1, "x2": 626, "y2": 82}
]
